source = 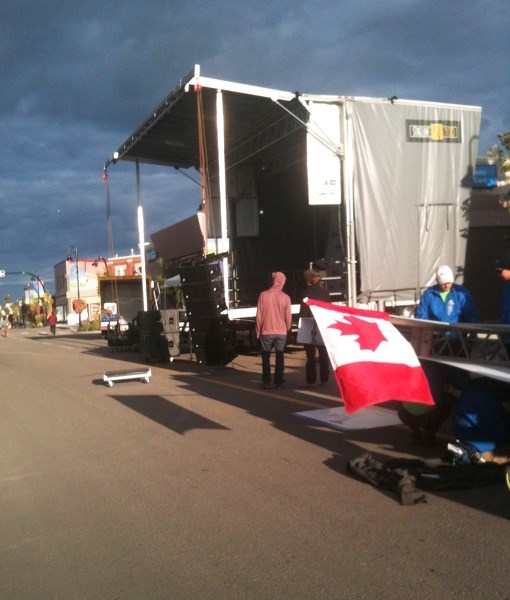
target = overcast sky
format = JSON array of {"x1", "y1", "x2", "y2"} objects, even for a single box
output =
[{"x1": 1, "y1": 0, "x2": 508, "y2": 300}]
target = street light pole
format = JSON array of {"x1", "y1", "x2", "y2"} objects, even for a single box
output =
[
  {"x1": 66, "y1": 246, "x2": 81, "y2": 327},
  {"x1": 92, "y1": 256, "x2": 109, "y2": 274},
  {"x1": 4, "y1": 271, "x2": 47, "y2": 295}
]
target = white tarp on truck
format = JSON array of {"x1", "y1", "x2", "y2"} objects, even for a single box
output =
[{"x1": 303, "y1": 96, "x2": 482, "y2": 305}]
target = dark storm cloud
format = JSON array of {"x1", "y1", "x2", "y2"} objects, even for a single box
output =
[{"x1": 0, "y1": 0, "x2": 509, "y2": 298}]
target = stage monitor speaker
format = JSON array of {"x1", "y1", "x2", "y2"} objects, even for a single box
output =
[{"x1": 138, "y1": 310, "x2": 171, "y2": 362}]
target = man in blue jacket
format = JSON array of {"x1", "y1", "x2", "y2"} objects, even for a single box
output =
[
  {"x1": 399, "y1": 265, "x2": 477, "y2": 445},
  {"x1": 416, "y1": 265, "x2": 478, "y2": 324}
]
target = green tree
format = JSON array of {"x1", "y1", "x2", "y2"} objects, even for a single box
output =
[{"x1": 487, "y1": 131, "x2": 510, "y2": 173}]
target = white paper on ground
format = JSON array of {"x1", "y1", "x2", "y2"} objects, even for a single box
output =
[{"x1": 294, "y1": 406, "x2": 401, "y2": 431}]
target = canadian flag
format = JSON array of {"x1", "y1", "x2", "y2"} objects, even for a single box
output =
[{"x1": 306, "y1": 299, "x2": 434, "y2": 414}]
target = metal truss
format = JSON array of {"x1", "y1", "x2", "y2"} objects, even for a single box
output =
[
  {"x1": 225, "y1": 111, "x2": 305, "y2": 175},
  {"x1": 392, "y1": 316, "x2": 510, "y2": 367}
]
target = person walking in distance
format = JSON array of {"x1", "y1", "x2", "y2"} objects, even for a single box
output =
[
  {"x1": 255, "y1": 272, "x2": 292, "y2": 389},
  {"x1": 0, "y1": 312, "x2": 8, "y2": 337},
  {"x1": 48, "y1": 310, "x2": 57, "y2": 336}
]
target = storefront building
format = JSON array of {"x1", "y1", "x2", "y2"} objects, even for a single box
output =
[{"x1": 53, "y1": 252, "x2": 142, "y2": 324}]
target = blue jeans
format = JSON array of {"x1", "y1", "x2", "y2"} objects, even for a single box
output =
[{"x1": 260, "y1": 334, "x2": 287, "y2": 385}]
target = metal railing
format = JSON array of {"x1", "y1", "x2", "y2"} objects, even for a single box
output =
[{"x1": 391, "y1": 315, "x2": 510, "y2": 368}]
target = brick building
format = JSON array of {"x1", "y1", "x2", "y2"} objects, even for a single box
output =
[{"x1": 53, "y1": 252, "x2": 143, "y2": 324}]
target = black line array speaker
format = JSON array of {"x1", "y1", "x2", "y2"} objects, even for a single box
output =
[
  {"x1": 178, "y1": 261, "x2": 238, "y2": 366},
  {"x1": 179, "y1": 263, "x2": 225, "y2": 318}
]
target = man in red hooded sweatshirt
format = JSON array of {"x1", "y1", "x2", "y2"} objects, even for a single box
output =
[{"x1": 255, "y1": 272, "x2": 292, "y2": 389}]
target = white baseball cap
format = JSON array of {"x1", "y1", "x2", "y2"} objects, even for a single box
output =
[{"x1": 436, "y1": 265, "x2": 454, "y2": 285}]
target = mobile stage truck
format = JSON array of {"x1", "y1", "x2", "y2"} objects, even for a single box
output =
[{"x1": 104, "y1": 65, "x2": 481, "y2": 365}]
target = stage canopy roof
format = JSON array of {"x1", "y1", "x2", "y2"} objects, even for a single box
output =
[{"x1": 104, "y1": 64, "x2": 310, "y2": 176}]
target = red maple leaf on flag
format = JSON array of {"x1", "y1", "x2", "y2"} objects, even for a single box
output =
[
  {"x1": 305, "y1": 298, "x2": 434, "y2": 412},
  {"x1": 327, "y1": 316, "x2": 387, "y2": 352}
]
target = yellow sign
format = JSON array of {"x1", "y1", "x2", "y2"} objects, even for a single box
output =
[{"x1": 407, "y1": 120, "x2": 461, "y2": 143}]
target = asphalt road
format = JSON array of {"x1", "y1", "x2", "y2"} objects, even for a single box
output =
[{"x1": 1, "y1": 326, "x2": 509, "y2": 600}]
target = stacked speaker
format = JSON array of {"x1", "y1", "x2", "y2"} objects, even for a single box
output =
[
  {"x1": 178, "y1": 261, "x2": 238, "y2": 366},
  {"x1": 159, "y1": 309, "x2": 181, "y2": 358},
  {"x1": 138, "y1": 310, "x2": 170, "y2": 362}
]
